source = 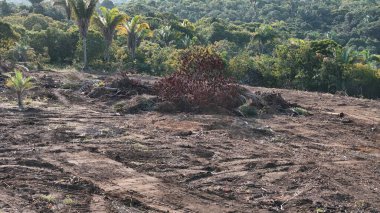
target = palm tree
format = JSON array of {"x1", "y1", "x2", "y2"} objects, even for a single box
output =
[
  {"x1": 180, "y1": 19, "x2": 195, "y2": 31},
  {"x1": 53, "y1": 0, "x2": 71, "y2": 20},
  {"x1": 338, "y1": 47, "x2": 357, "y2": 65},
  {"x1": 5, "y1": 70, "x2": 34, "y2": 111},
  {"x1": 93, "y1": 6, "x2": 127, "y2": 62},
  {"x1": 119, "y1": 15, "x2": 151, "y2": 59},
  {"x1": 12, "y1": 38, "x2": 30, "y2": 62},
  {"x1": 181, "y1": 35, "x2": 191, "y2": 48},
  {"x1": 68, "y1": 0, "x2": 98, "y2": 70},
  {"x1": 155, "y1": 26, "x2": 176, "y2": 47},
  {"x1": 358, "y1": 50, "x2": 380, "y2": 68}
]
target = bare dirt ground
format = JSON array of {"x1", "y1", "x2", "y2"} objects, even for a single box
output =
[{"x1": 0, "y1": 71, "x2": 379, "y2": 213}]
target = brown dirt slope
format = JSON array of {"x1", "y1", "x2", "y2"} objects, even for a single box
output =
[{"x1": 0, "y1": 71, "x2": 379, "y2": 213}]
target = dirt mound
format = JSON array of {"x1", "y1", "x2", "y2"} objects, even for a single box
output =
[
  {"x1": 114, "y1": 94, "x2": 158, "y2": 114},
  {"x1": 39, "y1": 75, "x2": 61, "y2": 89},
  {"x1": 239, "y1": 89, "x2": 297, "y2": 116},
  {"x1": 259, "y1": 92, "x2": 292, "y2": 110},
  {"x1": 85, "y1": 75, "x2": 154, "y2": 100},
  {"x1": 108, "y1": 76, "x2": 153, "y2": 95}
]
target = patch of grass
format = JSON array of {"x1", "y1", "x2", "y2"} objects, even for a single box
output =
[
  {"x1": 94, "y1": 80, "x2": 105, "y2": 88},
  {"x1": 0, "y1": 96, "x2": 8, "y2": 102},
  {"x1": 63, "y1": 196, "x2": 75, "y2": 205},
  {"x1": 61, "y1": 82, "x2": 81, "y2": 90},
  {"x1": 238, "y1": 103, "x2": 257, "y2": 117},
  {"x1": 131, "y1": 142, "x2": 149, "y2": 151},
  {"x1": 316, "y1": 208, "x2": 325, "y2": 213},
  {"x1": 290, "y1": 107, "x2": 311, "y2": 116},
  {"x1": 113, "y1": 102, "x2": 125, "y2": 113},
  {"x1": 39, "y1": 194, "x2": 56, "y2": 203}
]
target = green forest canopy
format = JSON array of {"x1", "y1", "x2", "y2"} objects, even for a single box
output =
[
  {"x1": 0, "y1": 0, "x2": 379, "y2": 98},
  {"x1": 122, "y1": 0, "x2": 380, "y2": 53}
]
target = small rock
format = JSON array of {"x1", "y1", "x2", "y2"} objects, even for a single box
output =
[
  {"x1": 173, "y1": 131, "x2": 193, "y2": 137},
  {"x1": 341, "y1": 118, "x2": 352, "y2": 123}
]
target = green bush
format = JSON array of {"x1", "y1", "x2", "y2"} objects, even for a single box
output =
[
  {"x1": 344, "y1": 63, "x2": 380, "y2": 98},
  {"x1": 0, "y1": 21, "x2": 19, "y2": 50},
  {"x1": 46, "y1": 27, "x2": 78, "y2": 64},
  {"x1": 228, "y1": 53, "x2": 279, "y2": 87},
  {"x1": 23, "y1": 14, "x2": 49, "y2": 31},
  {"x1": 228, "y1": 52, "x2": 259, "y2": 82},
  {"x1": 139, "y1": 41, "x2": 180, "y2": 75},
  {"x1": 75, "y1": 29, "x2": 106, "y2": 64},
  {"x1": 272, "y1": 39, "x2": 346, "y2": 92},
  {"x1": 238, "y1": 103, "x2": 257, "y2": 117},
  {"x1": 27, "y1": 27, "x2": 78, "y2": 64}
]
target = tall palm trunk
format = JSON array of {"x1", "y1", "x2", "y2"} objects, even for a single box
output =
[
  {"x1": 68, "y1": 0, "x2": 98, "y2": 70},
  {"x1": 83, "y1": 36, "x2": 88, "y2": 70},
  {"x1": 131, "y1": 45, "x2": 136, "y2": 60},
  {"x1": 104, "y1": 43, "x2": 110, "y2": 62},
  {"x1": 104, "y1": 34, "x2": 112, "y2": 62},
  {"x1": 128, "y1": 33, "x2": 136, "y2": 59},
  {"x1": 80, "y1": 23, "x2": 90, "y2": 70}
]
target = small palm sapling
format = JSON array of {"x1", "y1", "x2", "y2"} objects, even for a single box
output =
[{"x1": 5, "y1": 70, "x2": 34, "y2": 110}]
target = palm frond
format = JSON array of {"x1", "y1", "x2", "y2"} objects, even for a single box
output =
[{"x1": 5, "y1": 70, "x2": 34, "y2": 92}]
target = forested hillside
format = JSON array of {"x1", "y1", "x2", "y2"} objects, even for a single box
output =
[
  {"x1": 123, "y1": 0, "x2": 380, "y2": 53},
  {"x1": 1, "y1": 0, "x2": 379, "y2": 98}
]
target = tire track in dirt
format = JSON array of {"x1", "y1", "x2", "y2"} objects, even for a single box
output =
[{"x1": 43, "y1": 151, "x2": 235, "y2": 213}]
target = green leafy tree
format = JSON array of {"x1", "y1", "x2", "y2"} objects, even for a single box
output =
[
  {"x1": 0, "y1": 21, "x2": 18, "y2": 73},
  {"x1": 100, "y1": 0, "x2": 114, "y2": 9},
  {"x1": 45, "y1": 27, "x2": 79, "y2": 64},
  {"x1": 23, "y1": 14, "x2": 49, "y2": 31},
  {"x1": 93, "y1": 6, "x2": 127, "y2": 62},
  {"x1": 0, "y1": 21, "x2": 18, "y2": 50},
  {"x1": 252, "y1": 24, "x2": 280, "y2": 54},
  {"x1": 68, "y1": 0, "x2": 98, "y2": 69},
  {"x1": 53, "y1": 0, "x2": 72, "y2": 20},
  {"x1": 5, "y1": 70, "x2": 34, "y2": 110},
  {"x1": 0, "y1": 0, "x2": 12, "y2": 16},
  {"x1": 28, "y1": 0, "x2": 44, "y2": 14},
  {"x1": 344, "y1": 63, "x2": 380, "y2": 98}
]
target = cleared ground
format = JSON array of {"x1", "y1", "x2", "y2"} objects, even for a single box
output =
[{"x1": 0, "y1": 71, "x2": 379, "y2": 212}]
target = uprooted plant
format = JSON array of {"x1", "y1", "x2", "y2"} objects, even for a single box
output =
[
  {"x1": 5, "y1": 70, "x2": 34, "y2": 110},
  {"x1": 155, "y1": 46, "x2": 242, "y2": 112}
]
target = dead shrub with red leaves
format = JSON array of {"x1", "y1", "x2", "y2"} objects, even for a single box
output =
[{"x1": 155, "y1": 47, "x2": 242, "y2": 112}]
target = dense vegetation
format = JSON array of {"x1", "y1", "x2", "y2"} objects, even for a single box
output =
[{"x1": 1, "y1": 0, "x2": 379, "y2": 99}]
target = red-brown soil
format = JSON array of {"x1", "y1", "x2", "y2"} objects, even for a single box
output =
[{"x1": 0, "y1": 71, "x2": 379, "y2": 213}]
